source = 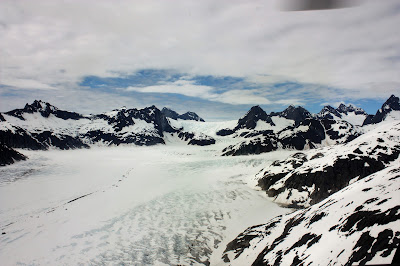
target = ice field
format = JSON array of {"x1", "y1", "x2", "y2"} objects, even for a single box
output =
[{"x1": 0, "y1": 143, "x2": 294, "y2": 265}]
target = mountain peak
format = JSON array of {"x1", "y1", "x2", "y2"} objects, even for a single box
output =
[
  {"x1": 318, "y1": 105, "x2": 342, "y2": 119},
  {"x1": 161, "y1": 107, "x2": 179, "y2": 120},
  {"x1": 235, "y1": 105, "x2": 274, "y2": 130},
  {"x1": 383, "y1": 94, "x2": 399, "y2": 110},
  {"x1": 280, "y1": 105, "x2": 311, "y2": 124},
  {"x1": 5, "y1": 100, "x2": 83, "y2": 121},
  {"x1": 25, "y1": 100, "x2": 56, "y2": 113},
  {"x1": 179, "y1": 112, "x2": 205, "y2": 122},
  {"x1": 337, "y1": 103, "x2": 367, "y2": 115},
  {"x1": 363, "y1": 95, "x2": 399, "y2": 125},
  {"x1": 161, "y1": 107, "x2": 204, "y2": 122}
]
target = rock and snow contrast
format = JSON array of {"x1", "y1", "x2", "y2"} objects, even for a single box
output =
[
  {"x1": 1, "y1": 95, "x2": 399, "y2": 265},
  {"x1": 222, "y1": 162, "x2": 400, "y2": 265},
  {"x1": 257, "y1": 120, "x2": 400, "y2": 208}
]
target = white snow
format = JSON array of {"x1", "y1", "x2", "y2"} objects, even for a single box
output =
[
  {"x1": 167, "y1": 118, "x2": 237, "y2": 138},
  {"x1": 0, "y1": 144, "x2": 292, "y2": 265},
  {"x1": 340, "y1": 112, "x2": 367, "y2": 126}
]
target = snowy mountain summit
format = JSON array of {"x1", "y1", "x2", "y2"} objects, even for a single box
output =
[
  {"x1": 317, "y1": 103, "x2": 368, "y2": 126},
  {"x1": 363, "y1": 94, "x2": 400, "y2": 125},
  {"x1": 161, "y1": 107, "x2": 205, "y2": 122},
  {"x1": 275, "y1": 105, "x2": 312, "y2": 125},
  {"x1": 6, "y1": 100, "x2": 84, "y2": 120},
  {"x1": 337, "y1": 103, "x2": 368, "y2": 116},
  {"x1": 0, "y1": 100, "x2": 214, "y2": 160}
]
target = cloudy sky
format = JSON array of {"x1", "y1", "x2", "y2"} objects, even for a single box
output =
[{"x1": 0, "y1": 0, "x2": 399, "y2": 120}]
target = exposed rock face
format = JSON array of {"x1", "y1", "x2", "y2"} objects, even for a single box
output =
[
  {"x1": 321, "y1": 119, "x2": 360, "y2": 143},
  {"x1": 0, "y1": 144, "x2": 27, "y2": 166},
  {"x1": 162, "y1": 107, "x2": 205, "y2": 122},
  {"x1": 5, "y1": 100, "x2": 84, "y2": 120},
  {"x1": 318, "y1": 105, "x2": 342, "y2": 119},
  {"x1": 222, "y1": 164, "x2": 400, "y2": 265},
  {"x1": 221, "y1": 118, "x2": 360, "y2": 156},
  {"x1": 363, "y1": 95, "x2": 400, "y2": 125},
  {"x1": 161, "y1": 107, "x2": 179, "y2": 120},
  {"x1": 317, "y1": 103, "x2": 368, "y2": 126},
  {"x1": 0, "y1": 101, "x2": 213, "y2": 156},
  {"x1": 278, "y1": 105, "x2": 312, "y2": 125},
  {"x1": 178, "y1": 131, "x2": 216, "y2": 146},
  {"x1": 217, "y1": 105, "x2": 274, "y2": 136},
  {"x1": 235, "y1": 106, "x2": 275, "y2": 130},
  {"x1": 278, "y1": 118, "x2": 326, "y2": 150},
  {"x1": 222, "y1": 135, "x2": 278, "y2": 156},
  {"x1": 178, "y1": 112, "x2": 205, "y2": 122},
  {"x1": 337, "y1": 103, "x2": 368, "y2": 116},
  {"x1": 0, "y1": 126, "x2": 46, "y2": 150},
  {"x1": 257, "y1": 121, "x2": 400, "y2": 207}
]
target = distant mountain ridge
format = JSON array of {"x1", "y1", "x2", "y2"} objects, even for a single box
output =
[
  {"x1": 0, "y1": 101, "x2": 215, "y2": 160},
  {"x1": 161, "y1": 107, "x2": 205, "y2": 122},
  {"x1": 1, "y1": 95, "x2": 399, "y2": 165},
  {"x1": 5, "y1": 100, "x2": 84, "y2": 121}
]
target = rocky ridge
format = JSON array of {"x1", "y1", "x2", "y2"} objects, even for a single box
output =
[{"x1": 222, "y1": 162, "x2": 400, "y2": 265}]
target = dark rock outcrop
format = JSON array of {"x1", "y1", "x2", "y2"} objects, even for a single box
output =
[
  {"x1": 1, "y1": 101, "x2": 181, "y2": 150},
  {"x1": 279, "y1": 118, "x2": 326, "y2": 150},
  {"x1": 337, "y1": 103, "x2": 367, "y2": 116},
  {"x1": 235, "y1": 106, "x2": 274, "y2": 130},
  {"x1": 257, "y1": 121, "x2": 400, "y2": 207},
  {"x1": 162, "y1": 107, "x2": 205, "y2": 122},
  {"x1": 217, "y1": 105, "x2": 274, "y2": 136},
  {"x1": 178, "y1": 131, "x2": 216, "y2": 146},
  {"x1": 363, "y1": 95, "x2": 400, "y2": 125},
  {"x1": 161, "y1": 107, "x2": 179, "y2": 120},
  {"x1": 5, "y1": 100, "x2": 84, "y2": 120},
  {"x1": 0, "y1": 126, "x2": 46, "y2": 150},
  {"x1": 0, "y1": 143, "x2": 27, "y2": 166},
  {"x1": 318, "y1": 105, "x2": 342, "y2": 119},
  {"x1": 222, "y1": 135, "x2": 278, "y2": 156},
  {"x1": 223, "y1": 165, "x2": 400, "y2": 265},
  {"x1": 278, "y1": 105, "x2": 312, "y2": 125},
  {"x1": 179, "y1": 112, "x2": 205, "y2": 122}
]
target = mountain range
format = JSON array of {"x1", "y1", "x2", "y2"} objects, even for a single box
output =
[
  {"x1": 1, "y1": 95, "x2": 400, "y2": 264},
  {"x1": 1, "y1": 95, "x2": 399, "y2": 165}
]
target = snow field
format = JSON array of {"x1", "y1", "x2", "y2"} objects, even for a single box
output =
[{"x1": 0, "y1": 145, "x2": 293, "y2": 265}]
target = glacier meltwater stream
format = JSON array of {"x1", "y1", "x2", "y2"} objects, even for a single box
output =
[{"x1": 0, "y1": 145, "x2": 294, "y2": 265}]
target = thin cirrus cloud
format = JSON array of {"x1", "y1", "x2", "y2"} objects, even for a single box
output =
[{"x1": 124, "y1": 79, "x2": 271, "y2": 105}]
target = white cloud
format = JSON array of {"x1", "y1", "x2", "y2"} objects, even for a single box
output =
[
  {"x1": 275, "y1": 98, "x2": 305, "y2": 106},
  {"x1": 1, "y1": 78, "x2": 57, "y2": 90},
  {"x1": 125, "y1": 79, "x2": 271, "y2": 105},
  {"x1": 0, "y1": 0, "x2": 399, "y2": 105},
  {"x1": 125, "y1": 79, "x2": 214, "y2": 98},
  {"x1": 212, "y1": 89, "x2": 271, "y2": 105}
]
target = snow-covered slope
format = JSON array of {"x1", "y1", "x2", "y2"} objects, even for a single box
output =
[
  {"x1": 257, "y1": 120, "x2": 400, "y2": 207},
  {"x1": 0, "y1": 101, "x2": 216, "y2": 153},
  {"x1": 222, "y1": 162, "x2": 400, "y2": 265},
  {"x1": 318, "y1": 103, "x2": 368, "y2": 126}
]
